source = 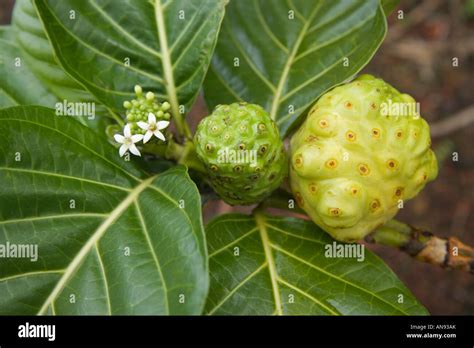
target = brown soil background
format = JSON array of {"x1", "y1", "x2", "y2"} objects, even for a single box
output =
[{"x1": 1, "y1": 0, "x2": 473, "y2": 314}]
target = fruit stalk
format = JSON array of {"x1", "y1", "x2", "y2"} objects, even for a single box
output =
[
  {"x1": 264, "y1": 190, "x2": 474, "y2": 273},
  {"x1": 173, "y1": 111, "x2": 193, "y2": 141},
  {"x1": 166, "y1": 138, "x2": 207, "y2": 174},
  {"x1": 366, "y1": 220, "x2": 474, "y2": 274}
]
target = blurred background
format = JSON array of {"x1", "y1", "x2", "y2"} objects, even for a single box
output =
[
  {"x1": 1, "y1": 0, "x2": 473, "y2": 314},
  {"x1": 364, "y1": 0, "x2": 474, "y2": 315}
]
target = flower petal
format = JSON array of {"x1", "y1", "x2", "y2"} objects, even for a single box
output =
[
  {"x1": 143, "y1": 130, "x2": 153, "y2": 144},
  {"x1": 148, "y1": 112, "x2": 156, "y2": 124},
  {"x1": 114, "y1": 134, "x2": 125, "y2": 143},
  {"x1": 154, "y1": 130, "x2": 166, "y2": 142},
  {"x1": 124, "y1": 124, "x2": 132, "y2": 137},
  {"x1": 131, "y1": 134, "x2": 144, "y2": 143},
  {"x1": 156, "y1": 121, "x2": 170, "y2": 130},
  {"x1": 129, "y1": 143, "x2": 141, "y2": 156},
  {"x1": 119, "y1": 144, "x2": 128, "y2": 157},
  {"x1": 137, "y1": 121, "x2": 149, "y2": 130}
]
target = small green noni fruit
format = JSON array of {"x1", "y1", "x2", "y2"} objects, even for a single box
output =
[
  {"x1": 290, "y1": 75, "x2": 438, "y2": 242},
  {"x1": 195, "y1": 102, "x2": 287, "y2": 205}
]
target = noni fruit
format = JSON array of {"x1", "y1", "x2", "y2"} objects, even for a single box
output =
[
  {"x1": 289, "y1": 75, "x2": 438, "y2": 242},
  {"x1": 194, "y1": 102, "x2": 287, "y2": 205}
]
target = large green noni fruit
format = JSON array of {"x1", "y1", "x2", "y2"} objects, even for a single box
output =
[
  {"x1": 195, "y1": 102, "x2": 287, "y2": 205},
  {"x1": 290, "y1": 75, "x2": 438, "y2": 242}
]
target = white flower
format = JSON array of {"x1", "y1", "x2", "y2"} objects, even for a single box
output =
[
  {"x1": 137, "y1": 113, "x2": 170, "y2": 144},
  {"x1": 114, "y1": 124, "x2": 144, "y2": 157}
]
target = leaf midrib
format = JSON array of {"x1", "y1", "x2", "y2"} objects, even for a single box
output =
[
  {"x1": 154, "y1": 0, "x2": 180, "y2": 122},
  {"x1": 270, "y1": 243, "x2": 409, "y2": 315},
  {"x1": 265, "y1": 217, "x2": 408, "y2": 315},
  {"x1": 89, "y1": 0, "x2": 162, "y2": 59},
  {"x1": 208, "y1": 214, "x2": 411, "y2": 315},
  {"x1": 37, "y1": 175, "x2": 157, "y2": 315},
  {"x1": 255, "y1": 212, "x2": 282, "y2": 315}
]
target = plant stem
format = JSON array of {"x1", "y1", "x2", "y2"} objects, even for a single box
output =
[
  {"x1": 165, "y1": 137, "x2": 206, "y2": 174},
  {"x1": 263, "y1": 188, "x2": 474, "y2": 274},
  {"x1": 366, "y1": 221, "x2": 474, "y2": 274},
  {"x1": 173, "y1": 113, "x2": 193, "y2": 140},
  {"x1": 153, "y1": 0, "x2": 192, "y2": 141}
]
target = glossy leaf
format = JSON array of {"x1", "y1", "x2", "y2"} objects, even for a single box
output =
[
  {"x1": 0, "y1": 25, "x2": 13, "y2": 40},
  {"x1": 11, "y1": 0, "x2": 115, "y2": 132},
  {"x1": 0, "y1": 35, "x2": 111, "y2": 133},
  {"x1": 381, "y1": 0, "x2": 400, "y2": 16},
  {"x1": 205, "y1": 213, "x2": 428, "y2": 315},
  {"x1": 0, "y1": 33, "x2": 57, "y2": 108},
  {"x1": 0, "y1": 106, "x2": 208, "y2": 315},
  {"x1": 204, "y1": 0, "x2": 387, "y2": 137},
  {"x1": 34, "y1": 0, "x2": 227, "y2": 120},
  {"x1": 13, "y1": 0, "x2": 96, "y2": 103}
]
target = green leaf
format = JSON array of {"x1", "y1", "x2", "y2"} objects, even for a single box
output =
[
  {"x1": 0, "y1": 35, "x2": 58, "y2": 108},
  {"x1": 0, "y1": 25, "x2": 13, "y2": 40},
  {"x1": 380, "y1": 0, "x2": 399, "y2": 16},
  {"x1": 0, "y1": 106, "x2": 208, "y2": 314},
  {"x1": 34, "y1": 0, "x2": 227, "y2": 121},
  {"x1": 205, "y1": 213, "x2": 428, "y2": 315},
  {"x1": 11, "y1": 0, "x2": 116, "y2": 132},
  {"x1": 13, "y1": 0, "x2": 96, "y2": 103},
  {"x1": 204, "y1": 0, "x2": 387, "y2": 137}
]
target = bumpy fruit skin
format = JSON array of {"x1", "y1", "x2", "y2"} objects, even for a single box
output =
[
  {"x1": 194, "y1": 103, "x2": 287, "y2": 205},
  {"x1": 290, "y1": 75, "x2": 438, "y2": 242}
]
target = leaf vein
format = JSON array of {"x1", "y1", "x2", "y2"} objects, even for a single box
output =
[
  {"x1": 135, "y1": 200, "x2": 169, "y2": 314},
  {"x1": 255, "y1": 213, "x2": 282, "y2": 315},
  {"x1": 89, "y1": 0, "x2": 162, "y2": 59},
  {"x1": 208, "y1": 227, "x2": 258, "y2": 257},
  {"x1": 36, "y1": 176, "x2": 157, "y2": 315},
  {"x1": 0, "y1": 167, "x2": 132, "y2": 192},
  {"x1": 0, "y1": 213, "x2": 106, "y2": 226},
  {"x1": 1, "y1": 118, "x2": 141, "y2": 182},
  {"x1": 224, "y1": 21, "x2": 276, "y2": 93},
  {"x1": 94, "y1": 243, "x2": 112, "y2": 315},
  {"x1": 277, "y1": 277, "x2": 340, "y2": 315},
  {"x1": 41, "y1": 2, "x2": 164, "y2": 84},
  {"x1": 269, "y1": 2, "x2": 323, "y2": 120},
  {"x1": 270, "y1": 243, "x2": 409, "y2": 315},
  {"x1": 207, "y1": 262, "x2": 267, "y2": 315}
]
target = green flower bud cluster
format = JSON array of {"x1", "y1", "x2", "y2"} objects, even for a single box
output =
[
  {"x1": 290, "y1": 75, "x2": 438, "y2": 242},
  {"x1": 194, "y1": 102, "x2": 288, "y2": 205},
  {"x1": 123, "y1": 85, "x2": 171, "y2": 136}
]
